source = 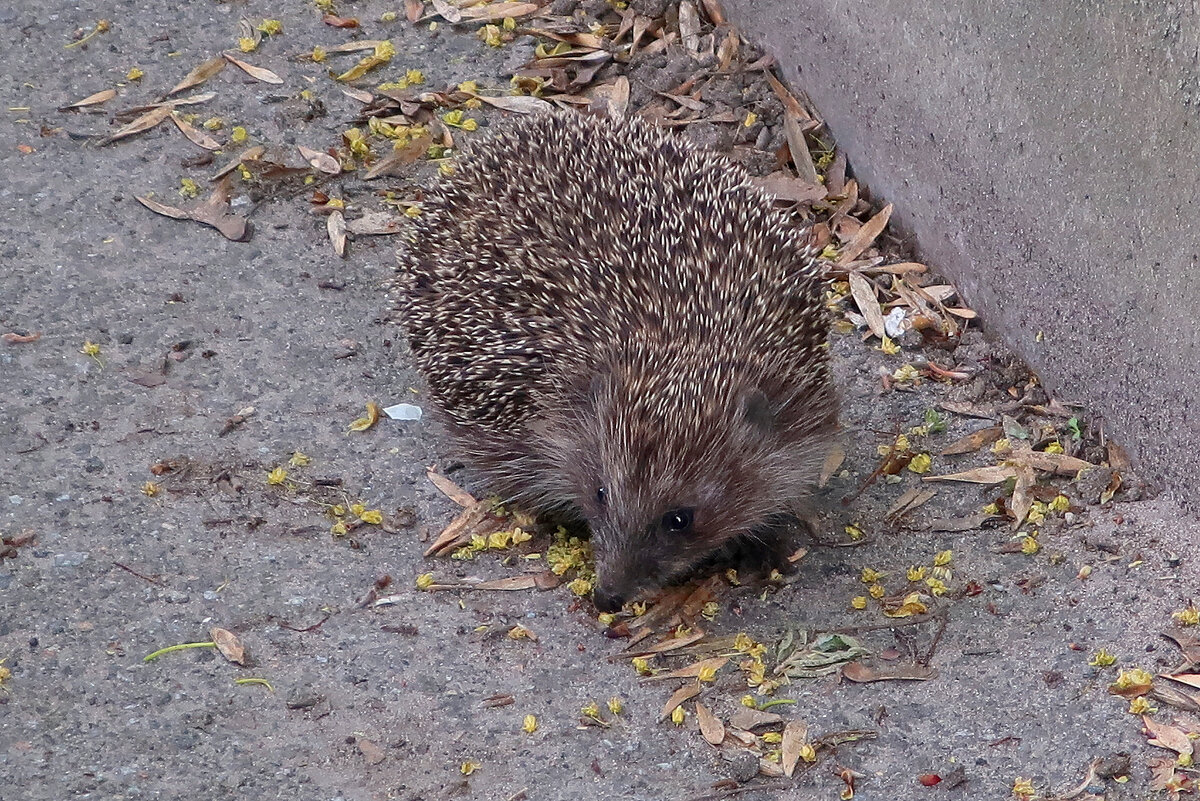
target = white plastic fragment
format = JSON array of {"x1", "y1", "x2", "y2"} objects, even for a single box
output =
[
  {"x1": 383, "y1": 403, "x2": 423, "y2": 421},
  {"x1": 883, "y1": 306, "x2": 908, "y2": 339}
]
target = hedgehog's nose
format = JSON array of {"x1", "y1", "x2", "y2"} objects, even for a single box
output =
[{"x1": 593, "y1": 586, "x2": 626, "y2": 614}]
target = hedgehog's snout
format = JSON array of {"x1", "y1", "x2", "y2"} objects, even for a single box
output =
[{"x1": 592, "y1": 585, "x2": 626, "y2": 614}]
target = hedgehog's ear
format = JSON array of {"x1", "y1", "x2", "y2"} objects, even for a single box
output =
[{"x1": 741, "y1": 387, "x2": 777, "y2": 435}]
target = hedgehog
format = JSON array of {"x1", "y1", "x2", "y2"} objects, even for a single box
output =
[{"x1": 394, "y1": 111, "x2": 837, "y2": 613}]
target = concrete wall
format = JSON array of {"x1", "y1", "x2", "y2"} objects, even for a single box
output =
[{"x1": 725, "y1": 0, "x2": 1200, "y2": 500}]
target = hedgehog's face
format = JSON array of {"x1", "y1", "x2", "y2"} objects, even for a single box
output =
[{"x1": 557, "y1": 368, "x2": 810, "y2": 614}]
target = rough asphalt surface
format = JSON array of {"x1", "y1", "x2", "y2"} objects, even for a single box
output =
[{"x1": 2, "y1": 3, "x2": 1198, "y2": 801}]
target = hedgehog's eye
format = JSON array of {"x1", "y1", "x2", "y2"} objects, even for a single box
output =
[
  {"x1": 596, "y1": 487, "x2": 608, "y2": 506},
  {"x1": 661, "y1": 509, "x2": 694, "y2": 533}
]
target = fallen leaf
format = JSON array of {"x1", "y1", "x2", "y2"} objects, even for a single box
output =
[
  {"x1": 818, "y1": 443, "x2": 846, "y2": 488},
  {"x1": 356, "y1": 737, "x2": 386, "y2": 765},
  {"x1": 137, "y1": 176, "x2": 251, "y2": 241},
  {"x1": 1143, "y1": 715, "x2": 1194, "y2": 758},
  {"x1": 728, "y1": 707, "x2": 783, "y2": 731},
  {"x1": 885, "y1": 487, "x2": 937, "y2": 519},
  {"x1": 848, "y1": 272, "x2": 886, "y2": 338},
  {"x1": 100, "y1": 105, "x2": 173, "y2": 145},
  {"x1": 644, "y1": 657, "x2": 728, "y2": 681},
  {"x1": 297, "y1": 144, "x2": 341, "y2": 174},
  {"x1": 429, "y1": 0, "x2": 462, "y2": 22},
  {"x1": 166, "y1": 56, "x2": 226, "y2": 96},
  {"x1": 426, "y1": 469, "x2": 476, "y2": 507},
  {"x1": 1009, "y1": 464, "x2": 1036, "y2": 527},
  {"x1": 327, "y1": 210, "x2": 347, "y2": 256},
  {"x1": 923, "y1": 465, "x2": 1019, "y2": 485},
  {"x1": 940, "y1": 426, "x2": 1003, "y2": 455},
  {"x1": 459, "y1": 1, "x2": 539, "y2": 20},
  {"x1": 752, "y1": 171, "x2": 827, "y2": 203},
  {"x1": 2, "y1": 331, "x2": 42, "y2": 344},
  {"x1": 323, "y1": 14, "x2": 360, "y2": 27},
  {"x1": 782, "y1": 108, "x2": 818, "y2": 184},
  {"x1": 363, "y1": 132, "x2": 434, "y2": 179},
  {"x1": 59, "y1": 88, "x2": 117, "y2": 110},
  {"x1": 658, "y1": 682, "x2": 700, "y2": 722},
  {"x1": 223, "y1": 52, "x2": 283, "y2": 84},
  {"x1": 781, "y1": 719, "x2": 809, "y2": 777},
  {"x1": 346, "y1": 212, "x2": 403, "y2": 236},
  {"x1": 468, "y1": 93, "x2": 553, "y2": 114},
  {"x1": 626, "y1": 630, "x2": 706, "y2": 656},
  {"x1": 1162, "y1": 673, "x2": 1200, "y2": 690},
  {"x1": 170, "y1": 112, "x2": 221, "y2": 150},
  {"x1": 838, "y1": 203, "x2": 894, "y2": 264},
  {"x1": 842, "y1": 661, "x2": 937, "y2": 682},
  {"x1": 695, "y1": 702, "x2": 725, "y2": 746},
  {"x1": 929, "y1": 512, "x2": 995, "y2": 532},
  {"x1": 210, "y1": 627, "x2": 245, "y2": 664}
]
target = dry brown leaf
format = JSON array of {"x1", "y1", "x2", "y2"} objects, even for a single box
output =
[
  {"x1": 100, "y1": 105, "x2": 173, "y2": 145},
  {"x1": 818, "y1": 442, "x2": 846, "y2": 488},
  {"x1": 658, "y1": 682, "x2": 701, "y2": 722},
  {"x1": 699, "y1": 0, "x2": 727, "y2": 24},
  {"x1": 782, "y1": 109, "x2": 818, "y2": 184},
  {"x1": 842, "y1": 661, "x2": 937, "y2": 682},
  {"x1": 170, "y1": 112, "x2": 221, "y2": 150},
  {"x1": 429, "y1": 0, "x2": 462, "y2": 22},
  {"x1": 781, "y1": 719, "x2": 809, "y2": 777},
  {"x1": 628, "y1": 630, "x2": 706, "y2": 656},
  {"x1": 346, "y1": 212, "x2": 403, "y2": 236},
  {"x1": 929, "y1": 512, "x2": 994, "y2": 532},
  {"x1": 356, "y1": 737, "x2": 386, "y2": 765},
  {"x1": 210, "y1": 627, "x2": 245, "y2": 664},
  {"x1": 838, "y1": 203, "x2": 894, "y2": 264},
  {"x1": 752, "y1": 172, "x2": 827, "y2": 204},
  {"x1": 1162, "y1": 673, "x2": 1200, "y2": 690},
  {"x1": 1004, "y1": 446, "x2": 1094, "y2": 476},
  {"x1": 848, "y1": 272, "x2": 886, "y2": 338},
  {"x1": 166, "y1": 56, "x2": 226, "y2": 96},
  {"x1": 1143, "y1": 715, "x2": 1194, "y2": 758},
  {"x1": 426, "y1": 469, "x2": 476, "y2": 508},
  {"x1": 2, "y1": 331, "x2": 42, "y2": 344},
  {"x1": 459, "y1": 1, "x2": 539, "y2": 20},
  {"x1": 469, "y1": 93, "x2": 553, "y2": 114},
  {"x1": 1009, "y1": 464, "x2": 1036, "y2": 526},
  {"x1": 678, "y1": 0, "x2": 702, "y2": 54},
  {"x1": 342, "y1": 86, "x2": 374, "y2": 103},
  {"x1": 223, "y1": 53, "x2": 283, "y2": 84},
  {"x1": 59, "y1": 88, "x2": 117, "y2": 110},
  {"x1": 323, "y1": 14, "x2": 360, "y2": 28},
  {"x1": 885, "y1": 487, "x2": 937, "y2": 519},
  {"x1": 297, "y1": 144, "x2": 341, "y2": 174},
  {"x1": 923, "y1": 465, "x2": 1019, "y2": 485},
  {"x1": 728, "y1": 707, "x2": 783, "y2": 731},
  {"x1": 363, "y1": 132, "x2": 434, "y2": 179},
  {"x1": 136, "y1": 176, "x2": 250, "y2": 241},
  {"x1": 940, "y1": 426, "x2": 1002, "y2": 455},
  {"x1": 695, "y1": 702, "x2": 725, "y2": 746},
  {"x1": 324, "y1": 40, "x2": 387, "y2": 54},
  {"x1": 327, "y1": 210, "x2": 347, "y2": 256},
  {"x1": 405, "y1": 0, "x2": 424, "y2": 23},
  {"x1": 645, "y1": 657, "x2": 728, "y2": 682}
]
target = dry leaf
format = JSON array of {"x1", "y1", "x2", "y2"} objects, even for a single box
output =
[
  {"x1": 170, "y1": 112, "x2": 221, "y2": 150},
  {"x1": 699, "y1": 0, "x2": 727, "y2": 24},
  {"x1": 923, "y1": 465, "x2": 1019, "y2": 485},
  {"x1": 752, "y1": 172, "x2": 827, "y2": 204},
  {"x1": 406, "y1": 0, "x2": 424, "y2": 23},
  {"x1": 885, "y1": 487, "x2": 937, "y2": 519},
  {"x1": 459, "y1": 1, "x2": 539, "y2": 20},
  {"x1": 940, "y1": 426, "x2": 1002, "y2": 455},
  {"x1": 59, "y1": 88, "x2": 117, "y2": 110},
  {"x1": 838, "y1": 203, "x2": 894, "y2": 264},
  {"x1": 678, "y1": 0, "x2": 702, "y2": 54},
  {"x1": 346, "y1": 212, "x2": 403, "y2": 236},
  {"x1": 819, "y1": 442, "x2": 846, "y2": 487},
  {"x1": 627, "y1": 630, "x2": 706, "y2": 656},
  {"x1": 644, "y1": 657, "x2": 728, "y2": 681},
  {"x1": 137, "y1": 176, "x2": 250, "y2": 241},
  {"x1": 1009, "y1": 464, "x2": 1036, "y2": 526},
  {"x1": 658, "y1": 682, "x2": 700, "y2": 722},
  {"x1": 1162, "y1": 673, "x2": 1200, "y2": 690},
  {"x1": 327, "y1": 210, "x2": 347, "y2": 256},
  {"x1": 469, "y1": 94, "x2": 553, "y2": 114},
  {"x1": 728, "y1": 707, "x2": 783, "y2": 731},
  {"x1": 324, "y1": 40, "x2": 387, "y2": 54},
  {"x1": 210, "y1": 627, "x2": 245, "y2": 664},
  {"x1": 782, "y1": 109, "x2": 818, "y2": 183},
  {"x1": 426, "y1": 469, "x2": 476, "y2": 508},
  {"x1": 356, "y1": 737, "x2": 386, "y2": 765},
  {"x1": 363, "y1": 132, "x2": 434, "y2": 179},
  {"x1": 695, "y1": 702, "x2": 725, "y2": 746},
  {"x1": 166, "y1": 56, "x2": 226, "y2": 96},
  {"x1": 223, "y1": 53, "x2": 283, "y2": 84},
  {"x1": 297, "y1": 144, "x2": 341, "y2": 175},
  {"x1": 848, "y1": 272, "x2": 886, "y2": 338},
  {"x1": 323, "y1": 14, "x2": 360, "y2": 28},
  {"x1": 1143, "y1": 715, "x2": 1194, "y2": 758},
  {"x1": 2, "y1": 331, "x2": 42, "y2": 344},
  {"x1": 781, "y1": 719, "x2": 809, "y2": 777},
  {"x1": 842, "y1": 661, "x2": 937, "y2": 682},
  {"x1": 101, "y1": 105, "x2": 173, "y2": 145},
  {"x1": 429, "y1": 0, "x2": 462, "y2": 22}
]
